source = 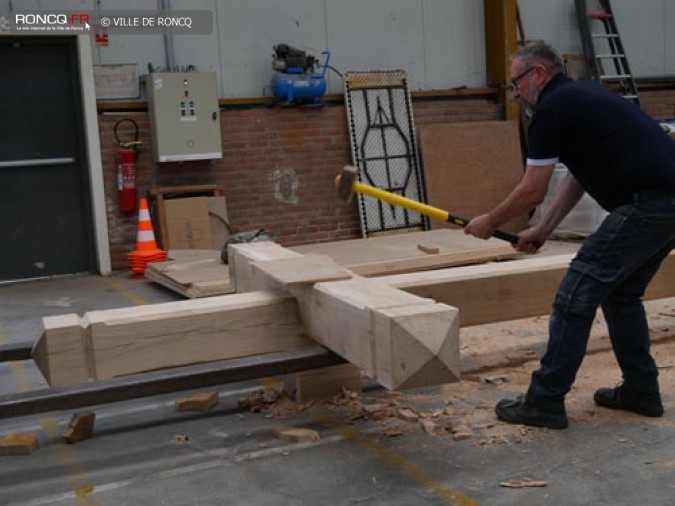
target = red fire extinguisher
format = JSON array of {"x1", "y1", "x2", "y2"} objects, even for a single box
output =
[{"x1": 114, "y1": 118, "x2": 141, "y2": 213}]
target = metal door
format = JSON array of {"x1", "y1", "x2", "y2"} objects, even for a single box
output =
[{"x1": 0, "y1": 37, "x2": 94, "y2": 281}]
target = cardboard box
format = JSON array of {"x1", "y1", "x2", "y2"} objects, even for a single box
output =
[{"x1": 165, "y1": 197, "x2": 213, "y2": 249}]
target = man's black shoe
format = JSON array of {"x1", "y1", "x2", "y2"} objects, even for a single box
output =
[
  {"x1": 594, "y1": 384, "x2": 664, "y2": 417},
  {"x1": 495, "y1": 396, "x2": 568, "y2": 429}
]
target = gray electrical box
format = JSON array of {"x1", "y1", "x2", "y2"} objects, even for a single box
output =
[{"x1": 145, "y1": 72, "x2": 222, "y2": 163}]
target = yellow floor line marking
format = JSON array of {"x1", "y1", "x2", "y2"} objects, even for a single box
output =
[
  {"x1": 258, "y1": 378, "x2": 479, "y2": 505},
  {"x1": 101, "y1": 276, "x2": 149, "y2": 306},
  {"x1": 2, "y1": 331, "x2": 98, "y2": 506},
  {"x1": 13, "y1": 276, "x2": 475, "y2": 504},
  {"x1": 1, "y1": 276, "x2": 151, "y2": 505},
  {"x1": 318, "y1": 414, "x2": 479, "y2": 506}
]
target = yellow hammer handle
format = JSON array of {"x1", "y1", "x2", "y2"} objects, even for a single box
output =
[
  {"x1": 338, "y1": 176, "x2": 460, "y2": 224},
  {"x1": 336, "y1": 174, "x2": 518, "y2": 244},
  {"x1": 354, "y1": 181, "x2": 455, "y2": 222}
]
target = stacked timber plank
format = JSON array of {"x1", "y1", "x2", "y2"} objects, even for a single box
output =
[
  {"x1": 291, "y1": 229, "x2": 515, "y2": 276},
  {"x1": 145, "y1": 230, "x2": 515, "y2": 299},
  {"x1": 144, "y1": 249, "x2": 232, "y2": 298}
]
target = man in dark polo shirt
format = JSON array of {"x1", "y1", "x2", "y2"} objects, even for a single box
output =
[{"x1": 464, "y1": 41, "x2": 675, "y2": 429}]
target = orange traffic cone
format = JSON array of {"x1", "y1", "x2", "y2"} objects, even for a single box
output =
[{"x1": 126, "y1": 198, "x2": 167, "y2": 275}]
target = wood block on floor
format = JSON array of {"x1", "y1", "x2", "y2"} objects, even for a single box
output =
[
  {"x1": 272, "y1": 427, "x2": 321, "y2": 443},
  {"x1": 284, "y1": 363, "x2": 362, "y2": 402},
  {"x1": 0, "y1": 432, "x2": 39, "y2": 456},
  {"x1": 176, "y1": 391, "x2": 219, "y2": 412},
  {"x1": 63, "y1": 411, "x2": 96, "y2": 444}
]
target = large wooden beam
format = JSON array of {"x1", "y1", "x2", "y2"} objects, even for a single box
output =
[
  {"x1": 32, "y1": 243, "x2": 462, "y2": 390},
  {"x1": 33, "y1": 291, "x2": 312, "y2": 387},
  {"x1": 228, "y1": 243, "x2": 461, "y2": 390},
  {"x1": 35, "y1": 247, "x2": 672, "y2": 389},
  {"x1": 380, "y1": 252, "x2": 675, "y2": 327}
]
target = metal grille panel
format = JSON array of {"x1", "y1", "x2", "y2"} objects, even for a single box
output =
[{"x1": 344, "y1": 70, "x2": 428, "y2": 236}]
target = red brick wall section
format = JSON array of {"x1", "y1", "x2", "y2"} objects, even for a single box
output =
[
  {"x1": 641, "y1": 90, "x2": 675, "y2": 122},
  {"x1": 100, "y1": 96, "x2": 501, "y2": 270},
  {"x1": 99, "y1": 90, "x2": 675, "y2": 271}
]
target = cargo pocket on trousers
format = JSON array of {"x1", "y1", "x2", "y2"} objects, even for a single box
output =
[{"x1": 557, "y1": 260, "x2": 620, "y2": 315}]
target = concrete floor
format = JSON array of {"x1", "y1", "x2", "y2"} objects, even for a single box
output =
[{"x1": 1, "y1": 269, "x2": 675, "y2": 506}]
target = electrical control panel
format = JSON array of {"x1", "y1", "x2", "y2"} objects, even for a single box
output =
[{"x1": 144, "y1": 72, "x2": 222, "y2": 163}]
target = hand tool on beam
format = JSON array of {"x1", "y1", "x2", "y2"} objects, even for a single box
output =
[{"x1": 335, "y1": 165, "x2": 519, "y2": 245}]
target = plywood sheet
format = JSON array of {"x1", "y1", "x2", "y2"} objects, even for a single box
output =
[
  {"x1": 419, "y1": 121, "x2": 528, "y2": 233},
  {"x1": 151, "y1": 230, "x2": 516, "y2": 297},
  {"x1": 291, "y1": 229, "x2": 515, "y2": 276},
  {"x1": 145, "y1": 267, "x2": 231, "y2": 298},
  {"x1": 146, "y1": 250, "x2": 232, "y2": 298}
]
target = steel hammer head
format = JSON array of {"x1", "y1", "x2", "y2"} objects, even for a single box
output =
[{"x1": 336, "y1": 165, "x2": 358, "y2": 202}]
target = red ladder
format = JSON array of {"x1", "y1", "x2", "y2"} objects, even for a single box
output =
[{"x1": 575, "y1": 0, "x2": 640, "y2": 107}]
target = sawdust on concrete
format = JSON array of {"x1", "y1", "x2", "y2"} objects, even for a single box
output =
[
  {"x1": 239, "y1": 299, "x2": 675, "y2": 444},
  {"x1": 439, "y1": 298, "x2": 675, "y2": 442}
]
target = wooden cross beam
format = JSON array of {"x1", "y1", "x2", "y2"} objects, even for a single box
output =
[
  {"x1": 32, "y1": 244, "x2": 461, "y2": 390},
  {"x1": 228, "y1": 243, "x2": 461, "y2": 390},
  {"x1": 380, "y1": 251, "x2": 675, "y2": 327},
  {"x1": 33, "y1": 244, "x2": 672, "y2": 391}
]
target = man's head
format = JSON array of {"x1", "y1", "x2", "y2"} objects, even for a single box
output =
[{"x1": 509, "y1": 42, "x2": 564, "y2": 111}]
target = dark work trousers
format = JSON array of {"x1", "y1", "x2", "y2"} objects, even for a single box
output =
[{"x1": 526, "y1": 191, "x2": 675, "y2": 410}]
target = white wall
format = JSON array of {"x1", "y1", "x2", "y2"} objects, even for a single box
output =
[
  {"x1": 612, "y1": 0, "x2": 674, "y2": 77},
  {"x1": 3, "y1": 0, "x2": 673, "y2": 98},
  {"x1": 217, "y1": 0, "x2": 327, "y2": 97},
  {"x1": 518, "y1": 0, "x2": 675, "y2": 78}
]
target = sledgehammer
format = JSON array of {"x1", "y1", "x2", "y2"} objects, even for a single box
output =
[{"x1": 335, "y1": 165, "x2": 519, "y2": 245}]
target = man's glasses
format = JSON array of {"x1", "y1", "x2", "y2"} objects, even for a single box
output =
[{"x1": 507, "y1": 66, "x2": 535, "y2": 93}]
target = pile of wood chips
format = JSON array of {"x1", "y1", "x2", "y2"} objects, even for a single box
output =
[{"x1": 236, "y1": 387, "x2": 497, "y2": 441}]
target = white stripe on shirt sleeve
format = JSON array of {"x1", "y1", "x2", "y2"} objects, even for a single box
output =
[{"x1": 526, "y1": 157, "x2": 559, "y2": 166}]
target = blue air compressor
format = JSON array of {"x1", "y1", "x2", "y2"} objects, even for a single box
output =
[{"x1": 271, "y1": 44, "x2": 329, "y2": 106}]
